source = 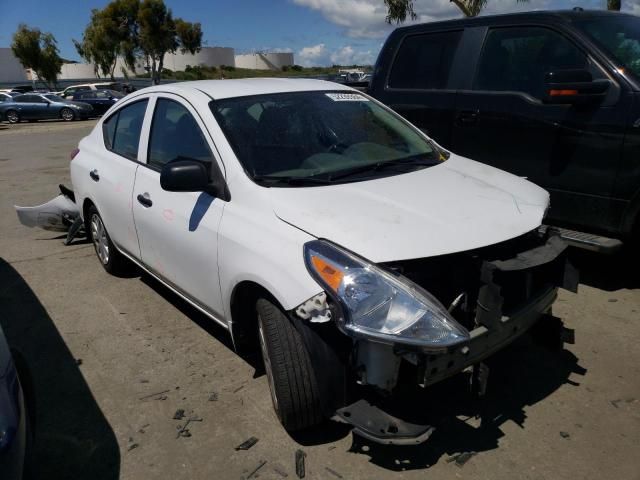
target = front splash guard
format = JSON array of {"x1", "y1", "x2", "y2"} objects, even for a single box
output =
[{"x1": 333, "y1": 399, "x2": 435, "y2": 445}]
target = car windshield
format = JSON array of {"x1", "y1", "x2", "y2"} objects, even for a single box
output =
[
  {"x1": 44, "y1": 94, "x2": 65, "y2": 102},
  {"x1": 574, "y1": 15, "x2": 640, "y2": 81},
  {"x1": 211, "y1": 91, "x2": 441, "y2": 187}
]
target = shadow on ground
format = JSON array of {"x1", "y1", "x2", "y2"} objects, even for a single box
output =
[
  {"x1": 0, "y1": 258, "x2": 120, "y2": 480},
  {"x1": 569, "y1": 248, "x2": 640, "y2": 291},
  {"x1": 343, "y1": 332, "x2": 585, "y2": 471}
]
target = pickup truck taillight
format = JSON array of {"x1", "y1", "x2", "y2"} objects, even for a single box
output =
[{"x1": 70, "y1": 148, "x2": 79, "y2": 160}]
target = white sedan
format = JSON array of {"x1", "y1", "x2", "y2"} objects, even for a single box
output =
[{"x1": 70, "y1": 79, "x2": 576, "y2": 444}]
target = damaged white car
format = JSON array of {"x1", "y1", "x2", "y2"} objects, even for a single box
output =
[{"x1": 59, "y1": 79, "x2": 576, "y2": 443}]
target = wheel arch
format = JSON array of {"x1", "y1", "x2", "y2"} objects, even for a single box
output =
[{"x1": 228, "y1": 280, "x2": 282, "y2": 353}]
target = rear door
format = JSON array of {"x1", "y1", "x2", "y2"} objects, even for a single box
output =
[
  {"x1": 372, "y1": 29, "x2": 464, "y2": 145},
  {"x1": 132, "y1": 93, "x2": 226, "y2": 319},
  {"x1": 80, "y1": 98, "x2": 149, "y2": 258},
  {"x1": 452, "y1": 24, "x2": 629, "y2": 233}
]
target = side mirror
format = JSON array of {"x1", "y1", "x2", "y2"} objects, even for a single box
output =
[
  {"x1": 160, "y1": 159, "x2": 210, "y2": 192},
  {"x1": 160, "y1": 159, "x2": 229, "y2": 199},
  {"x1": 543, "y1": 69, "x2": 610, "y2": 105}
]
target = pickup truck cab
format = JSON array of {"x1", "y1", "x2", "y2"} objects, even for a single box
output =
[{"x1": 369, "y1": 10, "x2": 640, "y2": 252}]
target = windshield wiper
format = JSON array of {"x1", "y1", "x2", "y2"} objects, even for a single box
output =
[
  {"x1": 253, "y1": 175, "x2": 335, "y2": 186},
  {"x1": 327, "y1": 155, "x2": 440, "y2": 181}
]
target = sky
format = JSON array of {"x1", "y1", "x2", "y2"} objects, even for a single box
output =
[{"x1": 0, "y1": 0, "x2": 639, "y2": 67}]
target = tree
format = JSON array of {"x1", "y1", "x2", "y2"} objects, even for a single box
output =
[
  {"x1": 74, "y1": 0, "x2": 140, "y2": 80},
  {"x1": 608, "y1": 0, "x2": 621, "y2": 11},
  {"x1": 138, "y1": 0, "x2": 202, "y2": 84},
  {"x1": 11, "y1": 24, "x2": 63, "y2": 89},
  {"x1": 385, "y1": 0, "x2": 529, "y2": 22}
]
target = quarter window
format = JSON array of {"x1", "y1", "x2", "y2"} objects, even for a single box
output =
[
  {"x1": 474, "y1": 27, "x2": 588, "y2": 99},
  {"x1": 147, "y1": 98, "x2": 213, "y2": 169},
  {"x1": 102, "y1": 100, "x2": 148, "y2": 160},
  {"x1": 388, "y1": 31, "x2": 463, "y2": 89}
]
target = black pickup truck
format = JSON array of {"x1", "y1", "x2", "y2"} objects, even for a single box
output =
[{"x1": 369, "y1": 10, "x2": 640, "y2": 253}]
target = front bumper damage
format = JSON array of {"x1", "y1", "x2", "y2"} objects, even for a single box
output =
[{"x1": 300, "y1": 230, "x2": 578, "y2": 445}]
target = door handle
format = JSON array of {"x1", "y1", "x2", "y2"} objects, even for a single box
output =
[
  {"x1": 457, "y1": 110, "x2": 479, "y2": 125},
  {"x1": 137, "y1": 193, "x2": 153, "y2": 208},
  {"x1": 89, "y1": 169, "x2": 100, "y2": 181}
]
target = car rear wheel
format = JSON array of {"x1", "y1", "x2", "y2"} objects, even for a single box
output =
[
  {"x1": 256, "y1": 298, "x2": 324, "y2": 431},
  {"x1": 87, "y1": 206, "x2": 129, "y2": 275},
  {"x1": 60, "y1": 108, "x2": 75, "y2": 122},
  {"x1": 6, "y1": 109, "x2": 20, "y2": 124}
]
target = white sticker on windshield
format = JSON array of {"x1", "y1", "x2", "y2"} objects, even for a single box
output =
[{"x1": 325, "y1": 93, "x2": 369, "y2": 102}]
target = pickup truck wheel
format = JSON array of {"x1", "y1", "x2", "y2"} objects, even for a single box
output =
[
  {"x1": 256, "y1": 298, "x2": 323, "y2": 431},
  {"x1": 87, "y1": 205, "x2": 129, "y2": 275}
]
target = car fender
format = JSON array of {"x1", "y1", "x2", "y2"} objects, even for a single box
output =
[{"x1": 218, "y1": 202, "x2": 323, "y2": 321}]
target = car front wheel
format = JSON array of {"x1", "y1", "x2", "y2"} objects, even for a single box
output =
[
  {"x1": 6, "y1": 109, "x2": 20, "y2": 124},
  {"x1": 60, "y1": 108, "x2": 75, "y2": 122},
  {"x1": 256, "y1": 298, "x2": 324, "y2": 431},
  {"x1": 87, "y1": 206, "x2": 129, "y2": 275}
]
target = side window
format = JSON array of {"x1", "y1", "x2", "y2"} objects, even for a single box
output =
[
  {"x1": 388, "y1": 31, "x2": 463, "y2": 89},
  {"x1": 103, "y1": 100, "x2": 148, "y2": 160},
  {"x1": 147, "y1": 98, "x2": 213, "y2": 169},
  {"x1": 474, "y1": 27, "x2": 588, "y2": 99},
  {"x1": 65, "y1": 88, "x2": 75, "y2": 96}
]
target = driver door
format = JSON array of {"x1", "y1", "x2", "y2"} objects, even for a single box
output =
[{"x1": 132, "y1": 94, "x2": 227, "y2": 320}]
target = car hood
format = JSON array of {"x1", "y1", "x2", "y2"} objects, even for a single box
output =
[{"x1": 269, "y1": 155, "x2": 550, "y2": 262}]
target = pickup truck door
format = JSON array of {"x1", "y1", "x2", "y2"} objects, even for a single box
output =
[
  {"x1": 371, "y1": 29, "x2": 465, "y2": 145},
  {"x1": 451, "y1": 25, "x2": 629, "y2": 234},
  {"x1": 132, "y1": 94, "x2": 226, "y2": 321}
]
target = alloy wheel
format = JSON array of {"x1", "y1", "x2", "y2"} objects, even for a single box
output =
[
  {"x1": 61, "y1": 108, "x2": 74, "y2": 121},
  {"x1": 258, "y1": 317, "x2": 279, "y2": 412},
  {"x1": 90, "y1": 214, "x2": 110, "y2": 265},
  {"x1": 6, "y1": 111, "x2": 19, "y2": 123}
]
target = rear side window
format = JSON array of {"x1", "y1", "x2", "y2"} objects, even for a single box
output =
[
  {"x1": 102, "y1": 100, "x2": 148, "y2": 160},
  {"x1": 388, "y1": 31, "x2": 462, "y2": 89},
  {"x1": 474, "y1": 27, "x2": 588, "y2": 99},
  {"x1": 147, "y1": 98, "x2": 213, "y2": 169}
]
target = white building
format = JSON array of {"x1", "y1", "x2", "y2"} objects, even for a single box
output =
[
  {"x1": 235, "y1": 52, "x2": 294, "y2": 71},
  {"x1": 0, "y1": 48, "x2": 28, "y2": 83},
  {"x1": 57, "y1": 57, "x2": 146, "y2": 80},
  {"x1": 163, "y1": 46, "x2": 235, "y2": 71}
]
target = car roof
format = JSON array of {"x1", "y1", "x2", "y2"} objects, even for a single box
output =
[
  {"x1": 392, "y1": 9, "x2": 636, "y2": 33},
  {"x1": 136, "y1": 78, "x2": 353, "y2": 100}
]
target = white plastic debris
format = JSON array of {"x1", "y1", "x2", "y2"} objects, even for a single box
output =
[
  {"x1": 15, "y1": 194, "x2": 80, "y2": 232},
  {"x1": 295, "y1": 292, "x2": 332, "y2": 323}
]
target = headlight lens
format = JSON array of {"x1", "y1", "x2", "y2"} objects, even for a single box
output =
[{"x1": 304, "y1": 240, "x2": 470, "y2": 350}]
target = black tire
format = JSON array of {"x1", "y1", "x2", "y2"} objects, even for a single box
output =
[
  {"x1": 6, "y1": 109, "x2": 20, "y2": 124},
  {"x1": 87, "y1": 205, "x2": 129, "y2": 275},
  {"x1": 60, "y1": 107, "x2": 75, "y2": 122},
  {"x1": 256, "y1": 298, "x2": 323, "y2": 431}
]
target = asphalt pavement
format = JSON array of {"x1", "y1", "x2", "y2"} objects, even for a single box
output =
[{"x1": 0, "y1": 119, "x2": 638, "y2": 479}]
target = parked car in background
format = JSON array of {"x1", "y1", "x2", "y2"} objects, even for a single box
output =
[
  {"x1": 0, "y1": 324, "x2": 34, "y2": 479},
  {"x1": 72, "y1": 89, "x2": 124, "y2": 115},
  {"x1": 0, "y1": 93, "x2": 16, "y2": 103},
  {"x1": 70, "y1": 79, "x2": 576, "y2": 444},
  {"x1": 369, "y1": 10, "x2": 640, "y2": 253},
  {"x1": 9, "y1": 86, "x2": 33, "y2": 94},
  {"x1": 59, "y1": 82, "x2": 123, "y2": 100},
  {"x1": 0, "y1": 93, "x2": 93, "y2": 123}
]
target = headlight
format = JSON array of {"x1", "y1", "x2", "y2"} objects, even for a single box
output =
[{"x1": 304, "y1": 240, "x2": 470, "y2": 350}]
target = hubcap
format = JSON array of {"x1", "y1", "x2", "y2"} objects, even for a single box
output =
[
  {"x1": 7, "y1": 111, "x2": 18, "y2": 123},
  {"x1": 90, "y1": 214, "x2": 110, "y2": 265},
  {"x1": 258, "y1": 318, "x2": 279, "y2": 412},
  {"x1": 62, "y1": 109, "x2": 73, "y2": 121}
]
